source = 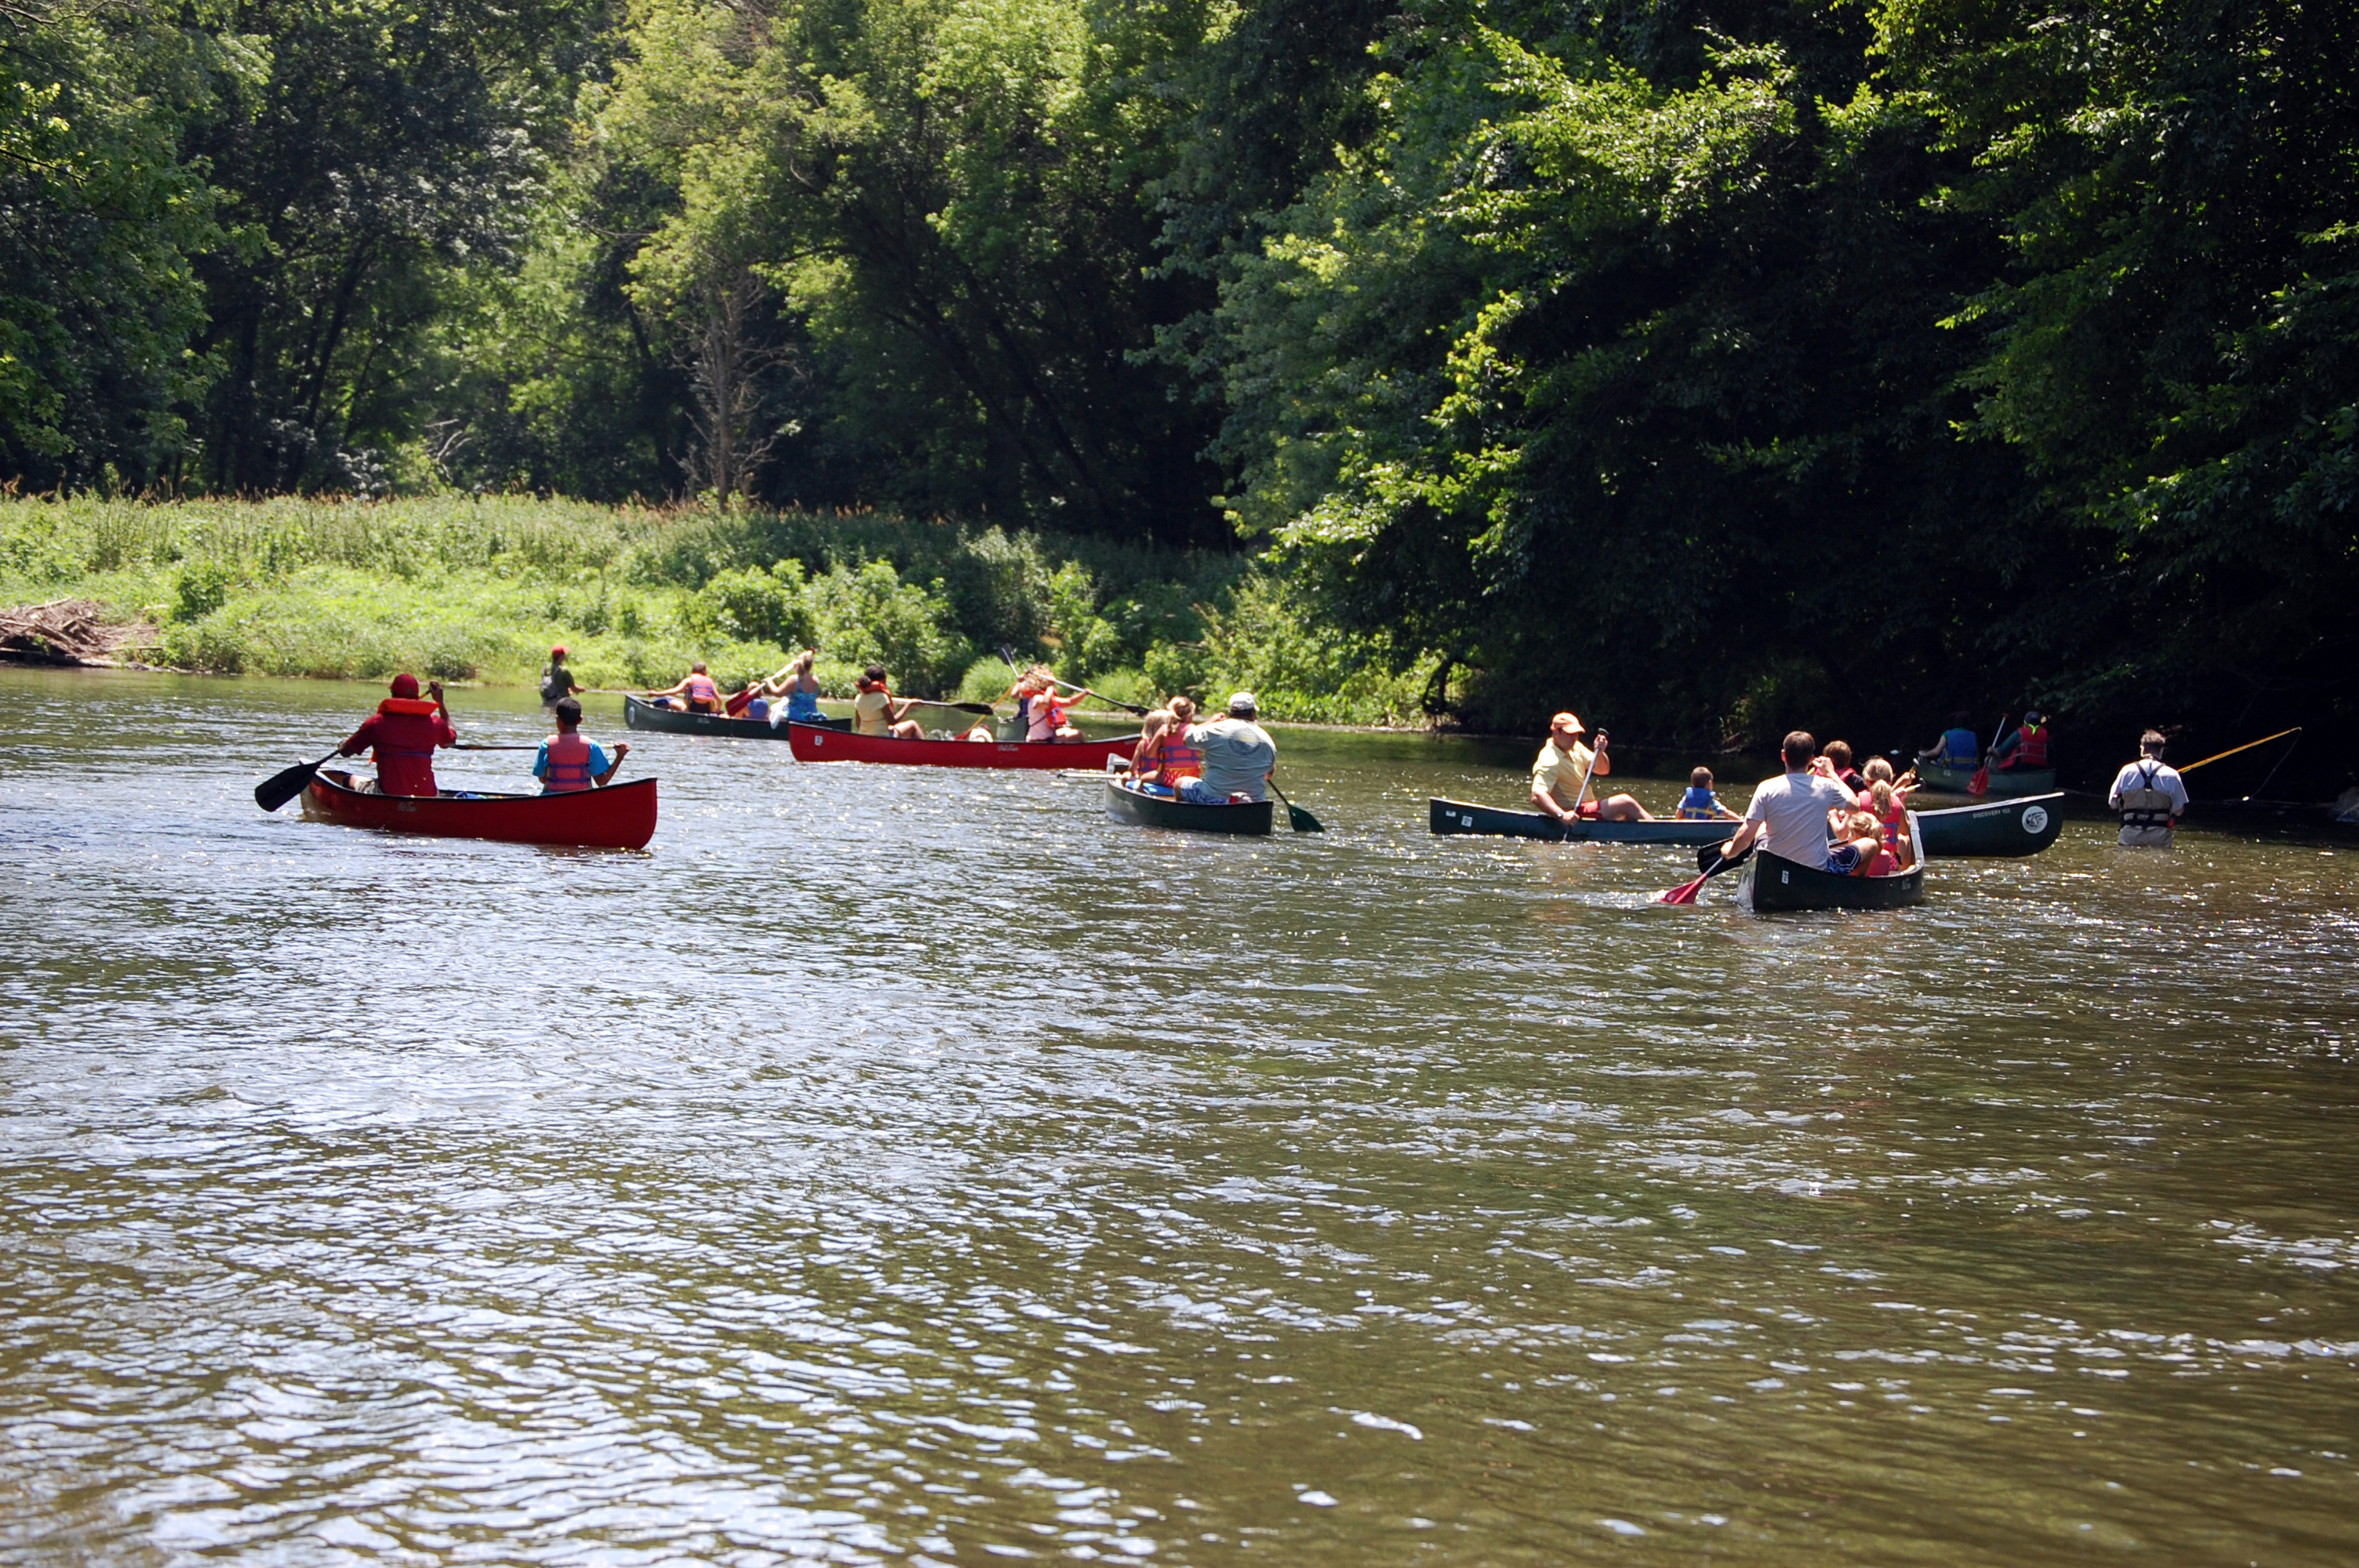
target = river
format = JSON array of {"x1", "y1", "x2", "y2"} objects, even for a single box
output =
[{"x1": 4, "y1": 667, "x2": 2356, "y2": 1564}]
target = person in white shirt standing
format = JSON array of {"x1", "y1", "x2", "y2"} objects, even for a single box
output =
[
  {"x1": 2108, "y1": 730, "x2": 2189, "y2": 848},
  {"x1": 1717, "y1": 731, "x2": 1858, "y2": 871}
]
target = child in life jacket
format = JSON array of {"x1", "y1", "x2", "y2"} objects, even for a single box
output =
[
  {"x1": 1674, "y1": 766, "x2": 1739, "y2": 819},
  {"x1": 1827, "y1": 808, "x2": 1894, "y2": 877},
  {"x1": 533, "y1": 697, "x2": 630, "y2": 793}
]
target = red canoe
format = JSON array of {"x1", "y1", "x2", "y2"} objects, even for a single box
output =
[
  {"x1": 302, "y1": 769, "x2": 658, "y2": 849},
  {"x1": 785, "y1": 720, "x2": 1140, "y2": 770}
]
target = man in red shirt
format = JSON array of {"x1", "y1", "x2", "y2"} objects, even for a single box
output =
[{"x1": 338, "y1": 673, "x2": 457, "y2": 797}]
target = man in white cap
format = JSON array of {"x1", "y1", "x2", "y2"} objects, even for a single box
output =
[
  {"x1": 1528, "y1": 711, "x2": 1651, "y2": 824},
  {"x1": 1180, "y1": 691, "x2": 1278, "y2": 804}
]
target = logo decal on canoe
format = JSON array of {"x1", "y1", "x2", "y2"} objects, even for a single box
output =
[{"x1": 2022, "y1": 805, "x2": 2049, "y2": 833}]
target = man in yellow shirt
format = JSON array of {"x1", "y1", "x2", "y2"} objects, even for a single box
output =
[{"x1": 1529, "y1": 712, "x2": 1652, "y2": 824}]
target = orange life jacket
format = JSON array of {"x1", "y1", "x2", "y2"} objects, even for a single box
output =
[
  {"x1": 379, "y1": 696, "x2": 440, "y2": 718},
  {"x1": 1141, "y1": 728, "x2": 1202, "y2": 782},
  {"x1": 1027, "y1": 690, "x2": 1070, "y2": 742},
  {"x1": 542, "y1": 731, "x2": 595, "y2": 793}
]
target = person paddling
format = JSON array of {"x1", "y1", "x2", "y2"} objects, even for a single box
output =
[
  {"x1": 533, "y1": 697, "x2": 631, "y2": 793},
  {"x1": 2109, "y1": 729, "x2": 2188, "y2": 848},
  {"x1": 769, "y1": 648, "x2": 826, "y2": 727},
  {"x1": 1180, "y1": 692, "x2": 1276, "y2": 804},
  {"x1": 540, "y1": 644, "x2": 583, "y2": 706},
  {"x1": 337, "y1": 673, "x2": 456, "y2": 797},
  {"x1": 853, "y1": 664, "x2": 925, "y2": 739},
  {"x1": 1990, "y1": 710, "x2": 2052, "y2": 775},
  {"x1": 1528, "y1": 713, "x2": 1652, "y2": 824},
  {"x1": 646, "y1": 662, "x2": 725, "y2": 714},
  {"x1": 1717, "y1": 731, "x2": 1856, "y2": 871}
]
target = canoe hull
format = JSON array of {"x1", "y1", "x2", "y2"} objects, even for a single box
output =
[
  {"x1": 623, "y1": 693, "x2": 839, "y2": 739},
  {"x1": 1913, "y1": 760, "x2": 2058, "y2": 797},
  {"x1": 788, "y1": 720, "x2": 1139, "y2": 771},
  {"x1": 301, "y1": 771, "x2": 657, "y2": 850},
  {"x1": 1107, "y1": 779, "x2": 1273, "y2": 836},
  {"x1": 1427, "y1": 797, "x2": 1732, "y2": 846},
  {"x1": 1737, "y1": 846, "x2": 1925, "y2": 912},
  {"x1": 1914, "y1": 792, "x2": 2065, "y2": 857}
]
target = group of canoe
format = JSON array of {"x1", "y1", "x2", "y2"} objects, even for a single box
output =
[{"x1": 266, "y1": 686, "x2": 2072, "y2": 913}]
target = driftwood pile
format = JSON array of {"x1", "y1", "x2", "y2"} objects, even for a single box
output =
[{"x1": 0, "y1": 599, "x2": 155, "y2": 666}]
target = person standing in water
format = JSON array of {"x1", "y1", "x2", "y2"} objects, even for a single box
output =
[
  {"x1": 540, "y1": 645, "x2": 583, "y2": 706},
  {"x1": 2109, "y1": 730, "x2": 2188, "y2": 848}
]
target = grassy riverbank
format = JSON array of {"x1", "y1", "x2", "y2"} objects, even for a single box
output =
[{"x1": 0, "y1": 497, "x2": 1438, "y2": 723}]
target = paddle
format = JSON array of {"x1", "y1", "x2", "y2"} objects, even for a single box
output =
[
  {"x1": 2176, "y1": 725, "x2": 2303, "y2": 775},
  {"x1": 1656, "y1": 841, "x2": 1753, "y2": 906},
  {"x1": 1968, "y1": 713, "x2": 2008, "y2": 797},
  {"x1": 255, "y1": 750, "x2": 343, "y2": 812},
  {"x1": 905, "y1": 698, "x2": 998, "y2": 717},
  {"x1": 998, "y1": 644, "x2": 1150, "y2": 717},
  {"x1": 452, "y1": 742, "x2": 537, "y2": 751},
  {"x1": 1269, "y1": 778, "x2": 1324, "y2": 833}
]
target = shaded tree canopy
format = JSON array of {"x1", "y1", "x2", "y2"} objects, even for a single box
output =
[{"x1": 2, "y1": 0, "x2": 2353, "y2": 772}]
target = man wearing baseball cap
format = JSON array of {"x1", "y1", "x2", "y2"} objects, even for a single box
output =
[
  {"x1": 1528, "y1": 711, "x2": 1652, "y2": 824},
  {"x1": 540, "y1": 644, "x2": 583, "y2": 706},
  {"x1": 336, "y1": 673, "x2": 457, "y2": 797},
  {"x1": 1178, "y1": 691, "x2": 1278, "y2": 804}
]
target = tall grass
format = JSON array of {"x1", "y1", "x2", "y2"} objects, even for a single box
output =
[{"x1": 0, "y1": 495, "x2": 1433, "y2": 721}]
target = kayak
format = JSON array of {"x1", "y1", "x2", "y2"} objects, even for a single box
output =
[
  {"x1": 301, "y1": 769, "x2": 658, "y2": 850},
  {"x1": 1914, "y1": 792, "x2": 2065, "y2": 857},
  {"x1": 623, "y1": 694, "x2": 848, "y2": 738},
  {"x1": 1738, "y1": 839, "x2": 1926, "y2": 913},
  {"x1": 1427, "y1": 797, "x2": 1731, "y2": 846},
  {"x1": 1106, "y1": 778, "x2": 1274, "y2": 836},
  {"x1": 1913, "y1": 759, "x2": 2058, "y2": 797},
  {"x1": 787, "y1": 720, "x2": 1140, "y2": 771}
]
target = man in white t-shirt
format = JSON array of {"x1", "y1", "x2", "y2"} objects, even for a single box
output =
[{"x1": 1719, "y1": 731, "x2": 1857, "y2": 871}]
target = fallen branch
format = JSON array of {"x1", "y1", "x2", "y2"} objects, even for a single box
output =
[{"x1": 0, "y1": 599, "x2": 158, "y2": 666}]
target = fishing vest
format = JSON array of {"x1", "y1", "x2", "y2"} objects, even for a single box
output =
[
  {"x1": 542, "y1": 731, "x2": 595, "y2": 793},
  {"x1": 2012, "y1": 723, "x2": 2050, "y2": 767},
  {"x1": 2118, "y1": 760, "x2": 2175, "y2": 827}
]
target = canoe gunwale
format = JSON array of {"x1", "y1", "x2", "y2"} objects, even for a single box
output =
[{"x1": 787, "y1": 720, "x2": 1140, "y2": 771}]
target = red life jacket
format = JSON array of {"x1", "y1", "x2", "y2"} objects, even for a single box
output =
[
  {"x1": 1027, "y1": 690, "x2": 1069, "y2": 742},
  {"x1": 542, "y1": 731, "x2": 595, "y2": 793},
  {"x1": 2012, "y1": 723, "x2": 2049, "y2": 768},
  {"x1": 361, "y1": 698, "x2": 451, "y2": 797}
]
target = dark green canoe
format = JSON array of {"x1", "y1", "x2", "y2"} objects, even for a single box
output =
[
  {"x1": 1107, "y1": 779, "x2": 1273, "y2": 836},
  {"x1": 1427, "y1": 797, "x2": 1731, "y2": 846},
  {"x1": 1914, "y1": 792, "x2": 2065, "y2": 857},
  {"x1": 1738, "y1": 845, "x2": 1925, "y2": 912},
  {"x1": 623, "y1": 695, "x2": 847, "y2": 739}
]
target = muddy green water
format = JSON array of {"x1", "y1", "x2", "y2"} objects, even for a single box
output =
[{"x1": 3, "y1": 667, "x2": 2357, "y2": 1565}]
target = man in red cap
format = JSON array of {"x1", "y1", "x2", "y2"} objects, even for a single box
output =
[
  {"x1": 338, "y1": 674, "x2": 458, "y2": 797},
  {"x1": 540, "y1": 645, "x2": 583, "y2": 706}
]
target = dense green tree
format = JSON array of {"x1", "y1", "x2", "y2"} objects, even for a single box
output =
[{"x1": 0, "y1": 0, "x2": 229, "y2": 487}]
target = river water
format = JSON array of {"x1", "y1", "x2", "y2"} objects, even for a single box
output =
[{"x1": 4, "y1": 667, "x2": 2357, "y2": 1565}]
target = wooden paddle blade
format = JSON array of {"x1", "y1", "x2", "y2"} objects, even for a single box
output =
[{"x1": 255, "y1": 756, "x2": 326, "y2": 812}]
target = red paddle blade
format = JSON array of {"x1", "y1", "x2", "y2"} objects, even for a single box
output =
[
  {"x1": 1968, "y1": 766, "x2": 1990, "y2": 797},
  {"x1": 1655, "y1": 873, "x2": 1709, "y2": 906}
]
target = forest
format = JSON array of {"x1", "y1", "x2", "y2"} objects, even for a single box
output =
[{"x1": 2, "y1": 0, "x2": 2354, "y2": 784}]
